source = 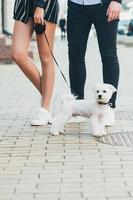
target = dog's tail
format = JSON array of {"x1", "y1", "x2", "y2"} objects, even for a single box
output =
[
  {"x1": 61, "y1": 93, "x2": 76, "y2": 105},
  {"x1": 51, "y1": 91, "x2": 76, "y2": 116}
]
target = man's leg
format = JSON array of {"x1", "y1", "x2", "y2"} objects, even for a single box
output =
[
  {"x1": 67, "y1": 1, "x2": 92, "y2": 99},
  {"x1": 93, "y1": 4, "x2": 120, "y2": 108}
]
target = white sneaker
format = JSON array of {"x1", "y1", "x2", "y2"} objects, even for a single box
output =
[
  {"x1": 31, "y1": 108, "x2": 52, "y2": 126},
  {"x1": 105, "y1": 107, "x2": 115, "y2": 126},
  {"x1": 68, "y1": 116, "x2": 86, "y2": 123}
]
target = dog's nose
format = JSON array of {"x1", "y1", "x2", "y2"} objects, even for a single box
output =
[{"x1": 98, "y1": 95, "x2": 102, "y2": 99}]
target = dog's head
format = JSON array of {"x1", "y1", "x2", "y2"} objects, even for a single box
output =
[{"x1": 94, "y1": 83, "x2": 117, "y2": 104}]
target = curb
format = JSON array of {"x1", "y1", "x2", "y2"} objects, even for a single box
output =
[{"x1": 117, "y1": 35, "x2": 133, "y2": 46}]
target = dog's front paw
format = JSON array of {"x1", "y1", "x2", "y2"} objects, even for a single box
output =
[
  {"x1": 50, "y1": 128, "x2": 59, "y2": 136},
  {"x1": 92, "y1": 132, "x2": 101, "y2": 138},
  {"x1": 59, "y1": 128, "x2": 64, "y2": 134},
  {"x1": 51, "y1": 131, "x2": 59, "y2": 136},
  {"x1": 92, "y1": 131, "x2": 107, "y2": 138}
]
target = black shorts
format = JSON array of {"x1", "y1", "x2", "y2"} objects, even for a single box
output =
[{"x1": 13, "y1": 0, "x2": 59, "y2": 24}]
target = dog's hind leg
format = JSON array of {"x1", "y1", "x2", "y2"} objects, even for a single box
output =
[
  {"x1": 50, "y1": 117, "x2": 60, "y2": 136},
  {"x1": 50, "y1": 111, "x2": 72, "y2": 136}
]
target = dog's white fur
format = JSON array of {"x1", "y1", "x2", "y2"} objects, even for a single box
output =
[{"x1": 50, "y1": 83, "x2": 116, "y2": 137}]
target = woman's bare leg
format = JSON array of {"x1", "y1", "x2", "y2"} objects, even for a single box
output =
[
  {"x1": 36, "y1": 21, "x2": 56, "y2": 111},
  {"x1": 11, "y1": 19, "x2": 42, "y2": 94}
]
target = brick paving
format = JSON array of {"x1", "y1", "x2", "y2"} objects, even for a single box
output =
[{"x1": 0, "y1": 37, "x2": 133, "y2": 200}]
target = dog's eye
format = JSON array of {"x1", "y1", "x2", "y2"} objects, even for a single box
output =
[
  {"x1": 97, "y1": 90, "x2": 99, "y2": 93},
  {"x1": 103, "y1": 90, "x2": 107, "y2": 93}
]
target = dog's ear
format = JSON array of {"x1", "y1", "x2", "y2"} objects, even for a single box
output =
[{"x1": 108, "y1": 84, "x2": 117, "y2": 93}]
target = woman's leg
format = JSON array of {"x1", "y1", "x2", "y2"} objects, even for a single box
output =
[
  {"x1": 11, "y1": 19, "x2": 42, "y2": 94},
  {"x1": 36, "y1": 21, "x2": 56, "y2": 111}
]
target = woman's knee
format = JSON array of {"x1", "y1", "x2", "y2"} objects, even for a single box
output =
[
  {"x1": 11, "y1": 50, "x2": 27, "y2": 64},
  {"x1": 40, "y1": 54, "x2": 53, "y2": 67}
]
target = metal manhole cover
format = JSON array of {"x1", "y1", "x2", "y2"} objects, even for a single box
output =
[
  {"x1": 98, "y1": 132, "x2": 133, "y2": 146},
  {"x1": 116, "y1": 111, "x2": 133, "y2": 120}
]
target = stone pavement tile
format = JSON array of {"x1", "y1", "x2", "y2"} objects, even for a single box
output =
[
  {"x1": 0, "y1": 153, "x2": 10, "y2": 157},
  {"x1": 0, "y1": 188, "x2": 15, "y2": 194},
  {"x1": 0, "y1": 170, "x2": 21, "y2": 175},
  {"x1": 35, "y1": 193, "x2": 60, "y2": 199},
  {"x1": 129, "y1": 192, "x2": 133, "y2": 196},
  {"x1": 39, "y1": 177, "x2": 62, "y2": 184},
  {"x1": 16, "y1": 187, "x2": 60, "y2": 194},
  {"x1": 0, "y1": 180, "x2": 19, "y2": 187},
  {"x1": 116, "y1": 151, "x2": 133, "y2": 155},
  {"x1": 83, "y1": 191, "x2": 129, "y2": 198},
  {"x1": 62, "y1": 173, "x2": 81, "y2": 178},
  {"x1": 0, "y1": 171, "x2": 39, "y2": 180},
  {"x1": 109, "y1": 198, "x2": 133, "y2": 200},
  {"x1": 61, "y1": 199, "x2": 106, "y2": 200},
  {"x1": 0, "y1": 147, "x2": 25, "y2": 153},
  {"x1": 121, "y1": 164, "x2": 133, "y2": 169},
  {"x1": 0, "y1": 194, "x2": 34, "y2": 200},
  {"x1": 0, "y1": 158, "x2": 10, "y2": 163},
  {"x1": 126, "y1": 181, "x2": 133, "y2": 187},
  {"x1": 26, "y1": 162, "x2": 63, "y2": 167},
  {"x1": 35, "y1": 199, "x2": 59, "y2": 200},
  {"x1": 60, "y1": 183, "x2": 81, "y2": 189},
  {"x1": 38, "y1": 183, "x2": 60, "y2": 189},
  {"x1": 0, "y1": 194, "x2": 13, "y2": 200},
  {"x1": 60, "y1": 192, "x2": 82, "y2": 198},
  {"x1": 60, "y1": 187, "x2": 82, "y2": 193},
  {"x1": 19, "y1": 178, "x2": 61, "y2": 185},
  {"x1": 103, "y1": 172, "x2": 122, "y2": 178},
  {"x1": 82, "y1": 185, "x2": 128, "y2": 193},
  {"x1": 38, "y1": 169, "x2": 62, "y2": 174},
  {"x1": 97, "y1": 145, "x2": 132, "y2": 151}
]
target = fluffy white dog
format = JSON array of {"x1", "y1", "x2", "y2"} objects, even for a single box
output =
[{"x1": 50, "y1": 83, "x2": 116, "y2": 137}]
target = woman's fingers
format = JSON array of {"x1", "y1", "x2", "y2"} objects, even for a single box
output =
[
  {"x1": 34, "y1": 17, "x2": 41, "y2": 24},
  {"x1": 34, "y1": 16, "x2": 44, "y2": 24},
  {"x1": 34, "y1": 7, "x2": 44, "y2": 24}
]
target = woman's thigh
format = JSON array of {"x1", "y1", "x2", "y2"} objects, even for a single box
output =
[{"x1": 12, "y1": 18, "x2": 34, "y2": 57}]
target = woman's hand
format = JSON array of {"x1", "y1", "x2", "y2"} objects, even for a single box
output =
[
  {"x1": 107, "y1": 1, "x2": 121, "y2": 22},
  {"x1": 34, "y1": 7, "x2": 44, "y2": 24}
]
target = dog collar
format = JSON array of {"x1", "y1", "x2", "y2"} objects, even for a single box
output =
[{"x1": 98, "y1": 102, "x2": 108, "y2": 105}]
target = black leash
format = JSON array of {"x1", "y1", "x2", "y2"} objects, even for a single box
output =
[{"x1": 44, "y1": 32, "x2": 71, "y2": 89}]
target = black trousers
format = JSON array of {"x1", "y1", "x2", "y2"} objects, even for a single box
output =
[{"x1": 67, "y1": 1, "x2": 120, "y2": 108}]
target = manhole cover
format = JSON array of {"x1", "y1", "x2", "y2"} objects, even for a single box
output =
[
  {"x1": 116, "y1": 111, "x2": 133, "y2": 120},
  {"x1": 98, "y1": 132, "x2": 133, "y2": 146}
]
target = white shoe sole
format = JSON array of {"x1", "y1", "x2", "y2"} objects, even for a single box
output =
[{"x1": 31, "y1": 119, "x2": 50, "y2": 126}]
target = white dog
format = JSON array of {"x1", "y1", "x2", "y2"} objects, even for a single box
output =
[{"x1": 50, "y1": 83, "x2": 116, "y2": 137}]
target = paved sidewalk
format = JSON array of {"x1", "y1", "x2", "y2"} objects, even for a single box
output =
[{"x1": 0, "y1": 37, "x2": 133, "y2": 200}]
